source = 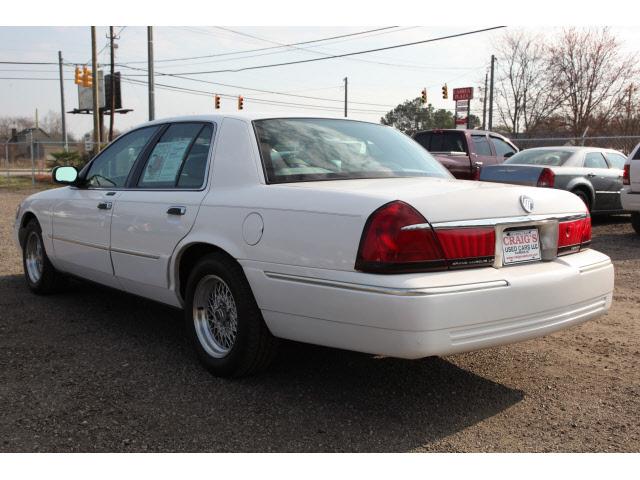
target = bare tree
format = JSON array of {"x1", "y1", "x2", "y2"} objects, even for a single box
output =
[
  {"x1": 548, "y1": 27, "x2": 637, "y2": 137},
  {"x1": 493, "y1": 30, "x2": 561, "y2": 136}
]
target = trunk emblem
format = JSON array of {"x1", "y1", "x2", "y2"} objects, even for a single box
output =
[{"x1": 520, "y1": 195, "x2": 534, "y2": 213}]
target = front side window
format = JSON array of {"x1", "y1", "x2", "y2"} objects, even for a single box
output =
[
  {"x1": 471, "y1": 135, "x2": 492, "y2": 156},
  {"x1": 604, "y1": 152, "x2": 626, "y2": 170},
  {"x1": 254, "y1": 118, "x2": 452, "y2": 184},
  {"x1": 584, "y1": 152, "x2": 608, "y2": 169},
  {"x1": 85, "y1": 126, "x2": 158, "y2": 188},
  {"x1": 490, "y1": 137, "x2": 517, "y2": 157},
  {"x1": 138, "y1": 123, "x2": 212, "y2": 189}
]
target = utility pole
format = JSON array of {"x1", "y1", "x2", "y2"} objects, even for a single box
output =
[
  {"x1": 488, "y1": 54, "x2": 495, "y2": 131},
  {"x1": 147, "y1": 26, "x2": 155, "y2": 121},
  {"x1": 57, "y1": 51, "x2": 68, "y2": 151},
  {"x1": 91, "y1": 26, "x2": 101, "y2": 154},
  {"x1": 343, "y1": 77, "x2": 348, "y2": 118},
  {"x1": 108, "y1": 26, "x2": 116, "y2": 141},
  {"x1": 482, "y1": 70, "x2": 488, "y2": 130}
]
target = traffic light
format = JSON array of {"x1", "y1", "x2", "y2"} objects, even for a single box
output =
[
  {"x1": 421, "y1": 88, "x2": 427, "y2": 104},
  {"x1": 214, "y1": 94, "x2": 221, "y2": 109},
  {"x1": 82, "y1": 66, "x2": 93, "y2": 88},
  {"x1": 237, "y1": 95, "x2": 244, "y2": 110},
  {"x1": 442, "y1": 84, "x2": 448, "y2": 100},
  {"x1": 74, "y1": 67, "x2": 82, "y2": 85}
]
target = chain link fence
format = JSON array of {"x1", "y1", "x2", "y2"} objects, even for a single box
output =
[
  {"x1": 510, "y1": 136, "x2": 640, "y2": 155},
  {"x1": 0, "y1": 140, "x2": 102, "y2": 185}
]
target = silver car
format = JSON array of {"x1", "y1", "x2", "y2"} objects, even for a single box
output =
[{"x1": 479, "y1": 146, "x2": 627, "y2": 213}]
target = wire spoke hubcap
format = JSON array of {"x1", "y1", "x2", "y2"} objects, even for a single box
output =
[
  {"x1": 193, "y1": 275, "x2": 238, "y2": 358},
  {"x1": 25, "y1": 231, "x2": 43, "y2": 284}
]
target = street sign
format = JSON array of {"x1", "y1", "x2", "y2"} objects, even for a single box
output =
[{"x1": 453, "y1": 87, "x2": 474, "y2": 101}]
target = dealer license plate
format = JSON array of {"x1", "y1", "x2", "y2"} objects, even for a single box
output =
[{"x1": 502, "y1": 228, "x2": 541, "y2": 265}]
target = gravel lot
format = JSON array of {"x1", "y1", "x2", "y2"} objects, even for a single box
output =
[{"x1": 1, "y1": 187, "x2": 638, "y2": 452}]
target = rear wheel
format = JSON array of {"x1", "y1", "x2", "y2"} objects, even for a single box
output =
[
  {"x1": 572, "y1": 189, "x2": 592, "y2": 212},
  {"x1": 184, "y1": 253, "x2": 278, "y2": 377},
  {"x1": 631, "y1": 212, "x2": 640, "y2": 235},
  {"x1": 22, "y1": 218, "x2": 61, "y2": 294}
]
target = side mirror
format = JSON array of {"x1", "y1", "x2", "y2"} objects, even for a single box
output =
[
  {"x1": 504, "y1": 151, "x2": 515, "y2": 158},
  {"x1": 52, "y1": 166, "x2": 79, "y2": 185}
]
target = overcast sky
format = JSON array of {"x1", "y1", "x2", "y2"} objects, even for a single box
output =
[{"x1": 1, "y1": 26, "x2": 639, "y2": 139}]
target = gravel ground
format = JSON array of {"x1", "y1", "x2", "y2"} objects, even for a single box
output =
[{"x1": 0, "y1": 188, "x2": 638, "y2": 452}]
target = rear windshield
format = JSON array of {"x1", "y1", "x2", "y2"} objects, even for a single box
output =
[
  {"x1": 504, "y1": 149, "x2": 573, "y2": 166},
  {"x1": 254, "y1": 118, "x2": 452, "y2": 184},
  {"x1": 414, "y1": 131, "x2": 467, "y2": 153}
]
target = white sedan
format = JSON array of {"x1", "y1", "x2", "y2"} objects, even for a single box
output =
[{"x1": 14, "y1": 114, "x2": 614, "y2": 377}]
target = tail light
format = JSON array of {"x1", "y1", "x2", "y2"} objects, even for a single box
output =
[
  {"x1": 557, "y1": 216, "x2": 591, "y2": 255},
  {"x1": 537, "y1": 168, "x2": 555, "y2": 188},
  {"x1": 355, "y1": 201, "x2": 495, "y2": 273},
  {"x1": 623, "y1": 164, "x2": 630, "y2": 185}
]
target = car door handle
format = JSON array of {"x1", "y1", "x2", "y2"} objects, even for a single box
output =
[
  {"x1": 97, "y1": 201, "x2": 112, "y2": 210},
  {"x1": 167, "y1": 206, "x2": 186, "y2": 216}
]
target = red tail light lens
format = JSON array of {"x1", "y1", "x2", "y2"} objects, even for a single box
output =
[
  {"x1": 355, "y1": 201, "x2": 446, "y2": 273},
  {"x1": 557, "y1": 216, "x2": 591, "y2": 255},
  {"x1": 623, "y1": 164, "x2": 630, "y2": 185},
  {"x1": 436, "y1": 228, "x2": 496, "y2": 267},
  {"x1": 356, "y1": 201, "x2": 497, "y2": 273},
  {"x1": 537, "y1": 168, "x2": 555, "y2": 188}
]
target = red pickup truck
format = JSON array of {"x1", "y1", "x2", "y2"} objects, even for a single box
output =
[{"x1": 413, "y1": 129, "x2": 519, "y2": 180}]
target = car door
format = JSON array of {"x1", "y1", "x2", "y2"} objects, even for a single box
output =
[
  {"x1": 470, "y1": 133, "x2": 496, "y2": 168},
  {"x1": 583, "y1": 151, "x2": 619, "y2": 211},
  {"x1": 109, "y1": 122, "x2": 215, "y2": 305},
  {"x1": 51, "y1": 126, "x2": 160, "y2": 287},
  {"x1": 603, "y1": 151, "x2": 627, "y2": 211}
]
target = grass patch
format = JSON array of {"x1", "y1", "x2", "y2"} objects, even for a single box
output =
[{"x1": 0, "y1": 174, "x2": 56, "y2": 192}]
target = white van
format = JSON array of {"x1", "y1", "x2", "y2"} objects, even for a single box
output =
[{"x1": 621, "y1": 143, "x2": 640, "y2": 234}]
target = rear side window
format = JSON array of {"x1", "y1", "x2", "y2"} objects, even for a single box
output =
[
  {"x1": 138, "y1": 123, "x2": 212, "y2": 189},
  {"x1": 490, "y1": 137, "x2": 517, "y2": 157},
  {"x1": 604, "y1": 152, "x2": 626, "y2": 169},
  {"x1": 634, "y1": 146, "x2": 640, "y2": 160},
  {"x1": 584, "y1": 152, "x2": 608, "y2": 169},
  {"x1": 471, "y1": 135, "x2": 492, "y2": 156},
  {"x1": 415, "y1": 131, "x2": 467, "y2": 153}
]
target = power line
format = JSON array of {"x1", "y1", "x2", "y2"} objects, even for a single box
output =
[
  {"x1": 118, "y1": 26, "x2": 401, "y2": 65},
  {"x1": 145, "y1": 26, "x2": 506, "y2": 76},
  {"x1": 118, "y1": 65, "x2": 396, "y2": 107}
]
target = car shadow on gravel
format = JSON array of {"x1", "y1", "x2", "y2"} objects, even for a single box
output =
[{"x1": 0, "y1": 274, "x2": 523, "y2": 453}]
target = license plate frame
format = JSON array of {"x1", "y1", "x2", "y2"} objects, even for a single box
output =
[{"x1": 501, "y1": 227, "x2": 541, "y2": 265}]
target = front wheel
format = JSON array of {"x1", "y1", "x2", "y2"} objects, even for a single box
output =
[
  {"x1": 631, "y1": 212, "x2": 640, "y2": 235},
  {"x1": 184, "y1": 253, "x2": 278, "y2": 377},
  {"x1": 22, "y1": 218, "x2": 61, "y2": 294}
]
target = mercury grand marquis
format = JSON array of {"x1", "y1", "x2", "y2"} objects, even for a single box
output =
[{"x1": 14, "y1": 114, "x2": 615, "y2": 377}]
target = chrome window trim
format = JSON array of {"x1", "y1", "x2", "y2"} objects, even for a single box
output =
[{"x1": 264, "y1": 271, "x2": 509, "y2": 297}]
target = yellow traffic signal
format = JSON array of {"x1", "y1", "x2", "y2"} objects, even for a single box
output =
[
  {"x1": 82, "y1": 66, "x2": 93, "y2": 88},
  {"x1": 421, "y1": 88, "x2": 427, "y2": 104},
  {"x1": 238, "y1": 95, "x2": 244, "y2": 110},
  {"x1": 442, "y1": 84, "x2": 448, "y2": 100},
  {"x1": 74, "y1": 67, "x2": 82, "y2": 85},
  {"x1": 215, "y1": 95, "x2": 221, "y2": 109}
]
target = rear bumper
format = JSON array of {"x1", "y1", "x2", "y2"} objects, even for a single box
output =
[
  {"x1": 242, "y1": 249, "x2": 614, "y2": 358},
  {"x1": 621, "y1": 187, "x2": 640, "y2": 212}
]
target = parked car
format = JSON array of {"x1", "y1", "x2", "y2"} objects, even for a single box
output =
[
  {"x1": 621, "y1": 142, "x2": 640, "y2": 234},
  {"x1": 479, "y1": 146, "x2": 628, "y2": 213},
  {"x1": 412, "y1": 128, "x2": 519, "y2": 180},
  {"x1": 15, "y1": 115, "x2": 614, "y2": 377}
]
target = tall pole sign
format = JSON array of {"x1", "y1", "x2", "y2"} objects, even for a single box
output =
[{"x1": 453, "y1": 87, "x2": 474, "y2": 130}]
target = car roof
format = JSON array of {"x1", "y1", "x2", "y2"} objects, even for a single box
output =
[
  {"x1": 519, "y1": 146, "x2": 622, "y2": 154},
  {"x1": 138, "y1": 113, "x2": 381, "y2": 128}
]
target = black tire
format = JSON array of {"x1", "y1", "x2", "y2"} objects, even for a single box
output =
[
  {"x1": 184, "y1": 252, "x2": 278, "y2": 377},
  {"x1": 631, "y1": 212, "x2": 640, "y2": 235},
  {"x1": 572, "y1": 189, "x2": 592, "y2": 212},
  {"x1": 21, "y1": 218, "x2": 61, "y2": 294}
]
